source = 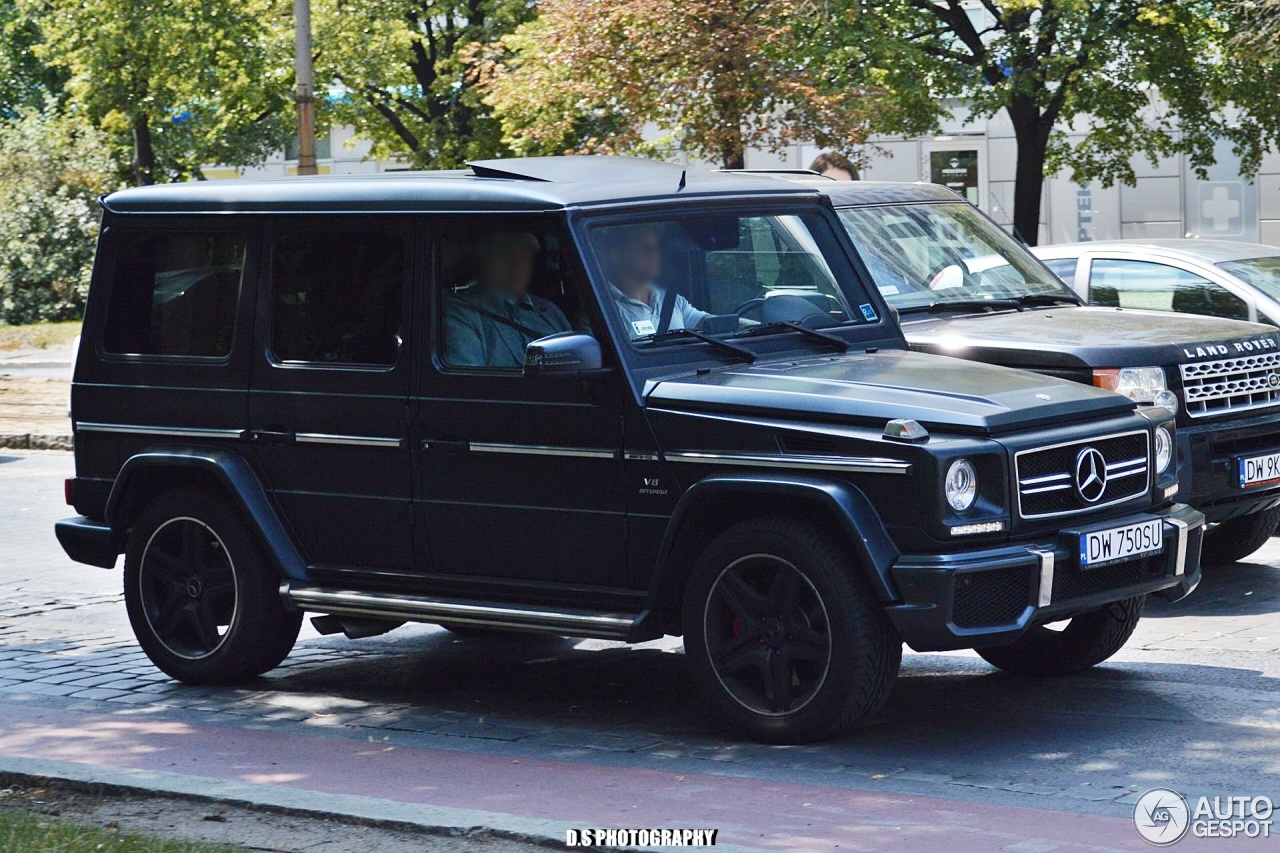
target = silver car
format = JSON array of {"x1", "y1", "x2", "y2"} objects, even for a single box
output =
[{"x1": 1034, "y1": 239, "x2": 1280, "y2": 326}]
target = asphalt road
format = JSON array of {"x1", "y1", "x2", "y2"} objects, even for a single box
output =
[{"x1": 1, "y1": 450, "x2": 1278, "y2": 851}]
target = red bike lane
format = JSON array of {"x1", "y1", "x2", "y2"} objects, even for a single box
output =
[{"x1": 0, "y1": 699, "x2": 1169, "y2": 853}]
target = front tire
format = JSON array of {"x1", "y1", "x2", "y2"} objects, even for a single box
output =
[
  {"x1": 124, "y1": 487, "x2": 301, "y2": 684},
  {"x1": 682, "y1": 518, "x2": 901, "y2": 743},
  {"x1": 1201, "y1": 505, "x2": 1280, "y2": 566},
  {"x1": 976, "y1": 596, "x2": 1145, "y2": 677}
]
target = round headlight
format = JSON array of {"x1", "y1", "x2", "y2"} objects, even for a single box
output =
[
  {"x1": 1155, "y1": 426, "x2": 1174, "y2": 474},
  {"x1": 945, "y1": 458, "x2": 978, "y2": 512},
  {"x1": 1153, "y1": 388, "x2": 1179, "y2": 415}
]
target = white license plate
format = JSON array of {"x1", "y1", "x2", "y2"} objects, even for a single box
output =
[
  {"x1": 1238, "y1": 452, "x2": 1280, "y2": 488},
  {"x1": 1079, "y1": 519, "x2": 1164, "y2": 569}
]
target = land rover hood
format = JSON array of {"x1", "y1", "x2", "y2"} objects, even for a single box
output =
[
  {"x1": 905, "y1": 306, "x2": 1280, "y2": 371},
  {"x1": 645, "y1": 349, "x2": 1132, "y2": 434}
]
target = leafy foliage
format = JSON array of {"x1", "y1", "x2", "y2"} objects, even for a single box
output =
[
  {"x1": 0, "y1": 1, "x2": 64, "y2": 117},
  {"x1": 827, "y1": 1, "x2": 1280, "y2": 243},
  {"x1": 473, "y1": 0, "x2": 895, "y2": 168},
  {"x1": 0, "y1": 106, "x2": 117, "y2": 323},
  {"x1": 313, "y1": 0, "x2": 534, "y2": 168},
  {"x1": 28, "y1": 0, "x2": 294, "y2": 185}
]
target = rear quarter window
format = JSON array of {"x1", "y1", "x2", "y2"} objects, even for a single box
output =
[{"x1": 102, "y1": 232, "x2": 244, "y2": 358}]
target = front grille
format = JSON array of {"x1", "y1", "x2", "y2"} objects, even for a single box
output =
[
  {"x1": 1015, "y1": 431, "x2": 1150, "y2": 519},
  {"x1": 953, "y1": 566, "x2": 1032, "y2": 628},
  {"x1": 1052, "y1": 553, "x2": 1166, "y2": 601},
  {"x1": 1180, "y1": 353, "x2": 1280, "y2": 419}
]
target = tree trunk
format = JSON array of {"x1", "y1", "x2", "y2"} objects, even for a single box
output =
[
  {"x1": 720, "y1": 121, "x2": 745, "y2": 170},
  {"x1": 132, "y1": 114, "x2": 156, "y2": 186},
  {"x1": 1008, "y1": 104, "x2": 1051, "y2": 246}
]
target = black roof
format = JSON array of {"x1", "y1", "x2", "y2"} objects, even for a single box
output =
[
  {"x1": 101, "y1": 156, "x2": 819, "y2": 215},
  {"x1": 778, "y1": 178, "x2": 964, "y2": 207}
]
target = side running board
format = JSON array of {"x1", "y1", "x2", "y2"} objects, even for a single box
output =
[{"x1": 279, "y1": 583, "x2": 645, "y2": 641}]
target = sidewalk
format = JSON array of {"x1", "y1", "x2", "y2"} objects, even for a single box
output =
[
  {"x1": 0, "y1": 697, "x2": 1155, "y2": 853},
  {"x1": 0, "y1": 347, "x2": 73, "y2": 448}
]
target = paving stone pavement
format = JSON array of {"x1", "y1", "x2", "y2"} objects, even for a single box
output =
[{"x1": 2, "y1": 449, "x2": 1279, "y2": 844}]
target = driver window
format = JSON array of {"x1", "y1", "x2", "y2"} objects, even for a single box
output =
[{"x1": 437, "y1": 223, "x2": 579, "y2": 370}]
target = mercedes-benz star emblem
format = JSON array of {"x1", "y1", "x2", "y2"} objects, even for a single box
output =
[{"x1": 1074, "y1": 446, "x2": 1108, "y2": 504}]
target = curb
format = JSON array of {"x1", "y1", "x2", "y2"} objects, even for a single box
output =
[
  {"x1": 0, "y1": 755, "x2": 754, "y2": 853},
  {"x1": 0, "y1": 433, "x2": 72, "y2": 451}
]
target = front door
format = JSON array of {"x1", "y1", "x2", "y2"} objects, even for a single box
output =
[
  {"x1": 412, "y1": 215, "x2": 629, "y2": 604},
  {"x1": 248, "y1": 217, "x2": 416, "y2": 575}
]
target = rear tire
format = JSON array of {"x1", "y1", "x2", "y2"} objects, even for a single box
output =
[
  {"x1": 123, "y1": 487, "x2": 301, "y2": 684},
  {"x1": 682, "y1": 517, "x2": 901, "y2": 743},
  {"x1": 976, "y1": 596, "x2": 1145, "y2": 677},
  {"x1": 1201, "y1": 506, "x2": 1280, "y2": 566}
]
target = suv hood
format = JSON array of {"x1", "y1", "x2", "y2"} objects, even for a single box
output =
[
  {"x1": 905, "y1": 306, "x2": 1280, "y2": 370},
  {"x1": 645, "y1": 349, "x2": 1132, "y2": 434}
]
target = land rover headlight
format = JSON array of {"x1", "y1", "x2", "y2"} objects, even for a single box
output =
[
  {"x1": 1093, "y1": 367, "x2": 1169, "y2": 408},
  {"x1": 945, "y1": 458, "x2": 978, "y2": 512},
  {"x1": 1155, "y1": 425, "x2": 1174, "y2": 474}
]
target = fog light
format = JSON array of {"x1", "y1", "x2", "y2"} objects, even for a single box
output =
[
  {"x1": 945, "y1": 458, "x2": 978, "y2": 512},
  {"x1": 1155, "y1": 426, "x2": 1174, "y2": 474}
]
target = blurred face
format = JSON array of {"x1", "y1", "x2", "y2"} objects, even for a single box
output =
[
  {"x1": 609, "y1": 228, "x2": 661, "y2": 295},
  {"x1": 820, "y1": 166, "x2": 855, "y2": 181},
  {"x1": 479, "y1": 243, "x2": 535, "y2": 299}
]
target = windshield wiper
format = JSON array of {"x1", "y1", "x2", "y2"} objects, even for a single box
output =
[
  {"x1": 1016, "y1": 293, "x2": 1083, "y2": 307},
  {"x1": 634, "y1": 328, "x2": 757, "y2": 362},
  {"x1": 898, "y1": 298, "x2": 1022, "y2": 315},
  {"x1": 730, "y1": 321, "x2": 850, "y2": 352}
]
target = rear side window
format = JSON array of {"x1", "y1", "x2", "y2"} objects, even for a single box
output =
[
  {"x1": 1090, "y1": 258, "x2": 1250, "y2": 321},
  {"x1": 270, "y1": 230, "x2": 405, "y2": 366},
  {"x1": 103, "y1": 232, "x2": 244, "y2": 357}
]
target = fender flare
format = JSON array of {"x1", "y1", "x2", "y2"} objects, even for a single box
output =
[
  {"x1": 647, "y1": 473, "x2": 901, "y2": 616},
  {"x1": 105, "y1": 447, "x2": 309, "y2": 582}
]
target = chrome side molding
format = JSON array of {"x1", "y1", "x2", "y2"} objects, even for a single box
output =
[
  {"x1": 280, "y1": 583, "x2": 639, "y2": 640},
  {"x1": 75, "y1": 422, "x2": 242, "y2": 440},
  {"x1": 665, "y1": 451, "x2": 911, "y2": 475}
]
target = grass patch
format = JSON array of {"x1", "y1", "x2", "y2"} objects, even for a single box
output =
[
  {"x1": 0, "y1": 320, "x2": 82, "y2": 351},
  {"x1": 0, "y1": 807, "x2": 240, "y2": 853}
]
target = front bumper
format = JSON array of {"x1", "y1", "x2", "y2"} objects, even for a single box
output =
[
  {"x1": 885, "y1": 503, "x2": 1204, "y2": 652},
  {"x1": 1180, "y1": 415, "x2": 1280, "y2": 522}
]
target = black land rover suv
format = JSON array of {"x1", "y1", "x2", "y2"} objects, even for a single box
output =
[
  {"x1": 56, "y1": 157, "x2": 1204, "y2": 742},
  {"x1": 809, "y1": 180, "x2": 1280, "y2": 566}
]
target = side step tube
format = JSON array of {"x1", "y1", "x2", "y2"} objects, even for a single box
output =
[{"x1": 280, "y1": 583, "x2": 640, "y2": 640}]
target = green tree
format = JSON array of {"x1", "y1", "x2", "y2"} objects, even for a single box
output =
[
  {"x1": 473, "y1": 0, "x2": 892, "y2": 169},
  {"x1": 313, "y1": 0, "x2": 533, "y2": 168},
  {"x1": 827, "y1": 1, "x2": 1280, "y2": 244},
  {"x1": 0, "y1": 1, "x2": 64, "y2": 116},
  {"x1": 28, "y1": 0, "x2": 293, "y2": 185},
  {"x1": 0, "y1": 106, "x2": 117, "y2": 323}
]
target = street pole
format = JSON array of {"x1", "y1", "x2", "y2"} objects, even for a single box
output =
[{"x1": 293, "y1": 0, "x2": 318, "y2": 176}]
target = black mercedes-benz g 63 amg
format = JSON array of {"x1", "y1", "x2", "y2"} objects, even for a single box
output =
[
  {"x1": 56, "y1": 157, "x2": 1203, "y2": 742},
  {"x1": 811, "y1": 180, "x2": 1280, "y2": 566}
]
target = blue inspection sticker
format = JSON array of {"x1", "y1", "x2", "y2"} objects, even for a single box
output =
[{"x1": 859, "y1": 303, "x2": 878, "y2": 322}]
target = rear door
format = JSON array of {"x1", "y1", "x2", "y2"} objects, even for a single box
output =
[{"x1": 248, "y1": 217, "x2": 416, "y2": 575}]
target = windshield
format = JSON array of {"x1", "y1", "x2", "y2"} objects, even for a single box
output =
[
  {"x1": 1220, "y1": 256, "x2": 1280, "y2": 302},
  {"x1": 837, "y1": 202, "x2": 1075, "y2": 310},
  {"x1": 584, "y1": 211, "x2": 877, "y2": 349}
]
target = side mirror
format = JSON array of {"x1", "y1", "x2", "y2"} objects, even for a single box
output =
[{"x1": 524, "y1": 333, "x2": 612, "y2": 378}]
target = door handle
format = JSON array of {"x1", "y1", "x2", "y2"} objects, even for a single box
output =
[
  {"x1": 421, "y1": 438, "x2": 468, "y2": 453},
  {"x1": 248, "y1": 428, "x2": 297, "y2": 445}
]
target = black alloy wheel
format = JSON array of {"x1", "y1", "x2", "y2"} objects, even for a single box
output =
[
  {"x1": 703, "y1": 554, "x2": 832, "y2": 716},
  {"x1": 138, "y1": 516, "x2": 238, "y2": 660}
]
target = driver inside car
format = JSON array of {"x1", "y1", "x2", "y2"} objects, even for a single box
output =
[{"x1": 603, "y1": 224, "x2": 711, "y2": 339}]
